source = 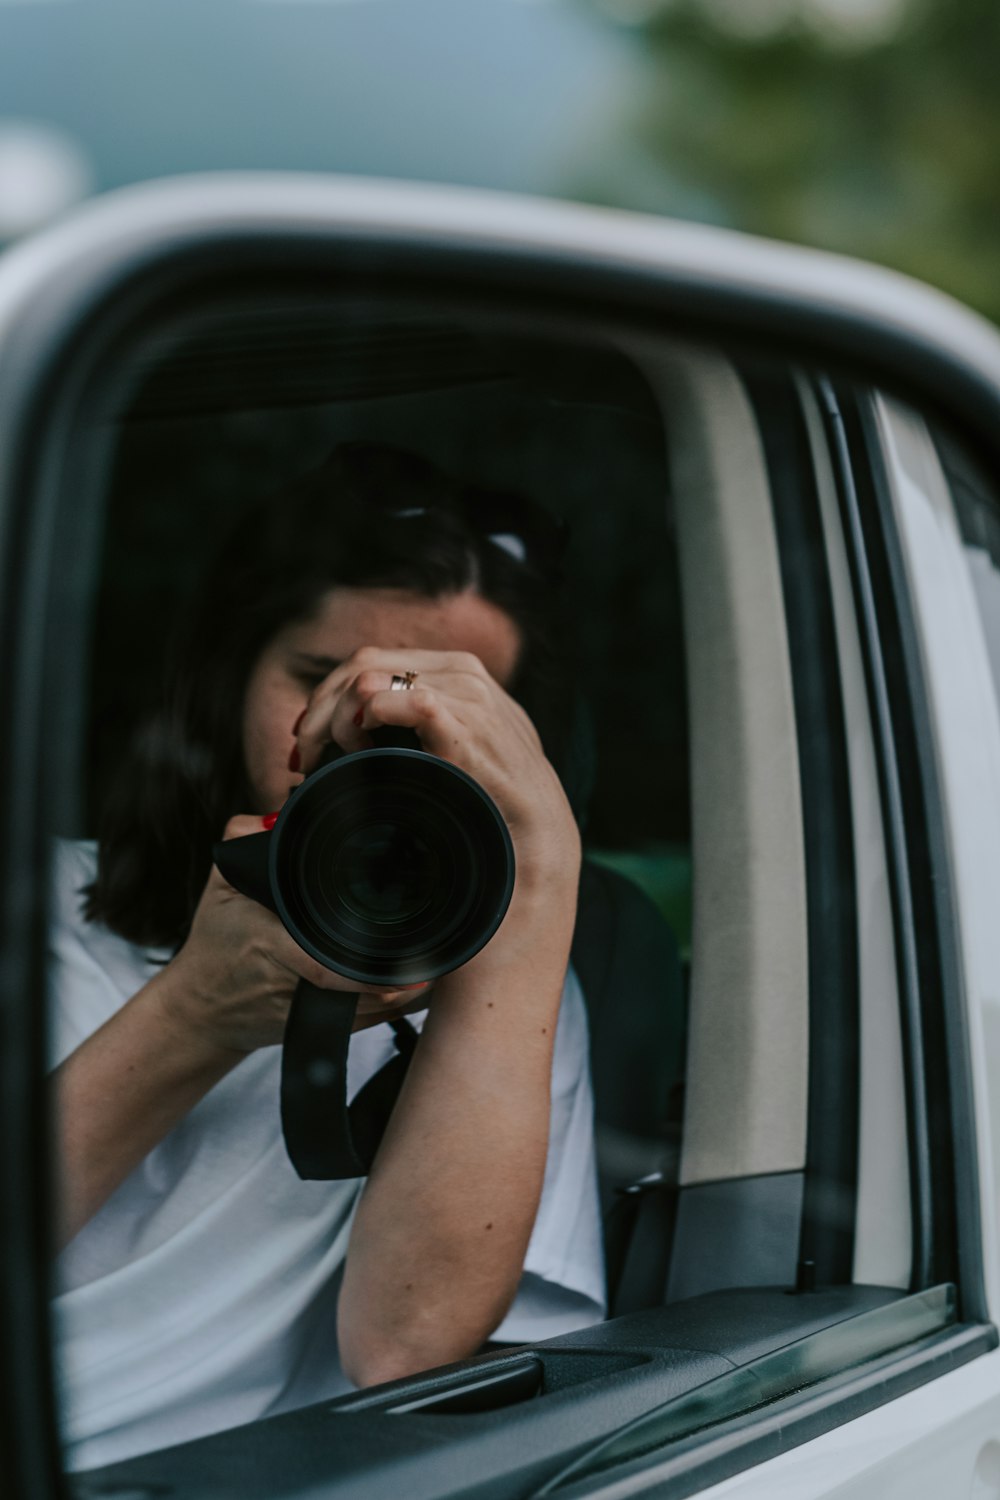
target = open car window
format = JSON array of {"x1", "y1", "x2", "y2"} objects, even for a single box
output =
[
  {"x1": 50, "y1": 293, "x2": 694, "y2": 1471},
  {"x1": 0, "y1": 187, "x2": 989, "y2": 1497}
]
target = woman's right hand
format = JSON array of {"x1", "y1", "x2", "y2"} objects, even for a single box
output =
[
  {"x1": 54, "y1": 815, "x2": 432, "y2": 1248},
  {"x1": 157, "y1": 815, "x2": 428, "y2": 1056}
]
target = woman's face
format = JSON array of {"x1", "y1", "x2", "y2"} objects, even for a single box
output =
[{"x1": 242, "y1": 586, "x2": 523, "y2": 813}]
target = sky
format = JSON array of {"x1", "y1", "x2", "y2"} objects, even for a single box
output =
[{"x1": 0, "y1": 0, "x2": 644, "y2": 230}]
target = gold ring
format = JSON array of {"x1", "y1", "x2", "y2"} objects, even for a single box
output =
[{"x1": 390, "y1": 670, "x2": 419, "y2": 691}]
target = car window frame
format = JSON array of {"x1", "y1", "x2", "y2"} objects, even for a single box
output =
[{"x1": 1, "y1": 177, "x2": 999, "y2": 1498}]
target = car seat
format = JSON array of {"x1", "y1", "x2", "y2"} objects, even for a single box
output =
[{"x1": 570, "y1": 858, "x2": 686, "y2": 1315}]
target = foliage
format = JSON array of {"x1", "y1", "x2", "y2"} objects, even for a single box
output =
[{"x1": 589, "y1": 0, "x2": 1000, "y2": 324}]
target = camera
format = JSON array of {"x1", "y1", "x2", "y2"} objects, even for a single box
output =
[
  {"x1": 214, "y1": 728, "x2": 517, "y2": 1177},
  {"x1": 213, "y1": 727, "x2": 516, "y2": 986}
]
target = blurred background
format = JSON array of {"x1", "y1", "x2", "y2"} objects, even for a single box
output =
[{"x1": 0, "y1": 0, "x2": 997, "y2": 324}]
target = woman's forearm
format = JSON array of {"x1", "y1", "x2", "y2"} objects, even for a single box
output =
[
  {"x1": 51, "y1": 853, "x2": 419, "y2": 1251},
  {"x1": 50, "y1": 969, "x2": 244, "y2": 1250},
  {"x1": 337, "y1": 849, "x2": 580, "y2": 1388}
]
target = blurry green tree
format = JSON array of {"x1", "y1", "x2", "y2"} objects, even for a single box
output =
[{"x1": 585, "y1": 0, "x2": 1000, "y2": 323}]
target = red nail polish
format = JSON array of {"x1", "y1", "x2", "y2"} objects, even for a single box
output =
[
  {"x1": 262, "y1": 812, "x2": 279, "y2": 831},
  {"x1": 288, "y1": 745, "x2": 301, "y2": 772},
  {"x1": 400, "y1": 982, "x2": 430, "y2": 990},
  {"x1": 353, "y1": 709, "x2": 364, "y2": 727}
]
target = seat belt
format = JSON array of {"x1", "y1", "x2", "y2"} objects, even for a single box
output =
[{"x1": 570, "y1": 860, "x2": 686, "y2": 1312}]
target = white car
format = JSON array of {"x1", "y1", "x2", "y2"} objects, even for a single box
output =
[{"x1": 2, "y1": 174, "x2": 1000, "y2": 1499}]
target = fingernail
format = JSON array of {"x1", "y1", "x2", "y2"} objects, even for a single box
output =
[
  {"x1": 353, "y1": 709, "x2": 364, "y2": 727},
  {"x1": 288, "y1": 745, "x2": 301, "y2": 772},
  {"x1": 400, "y1": 982, "x2": 430, "y2": 990},
  {"x1": 262, "y1": 812, "x2": 279, "y2": 831}
]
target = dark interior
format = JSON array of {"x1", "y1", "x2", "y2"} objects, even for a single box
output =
[{"x1": 87, "y1": 298, "x2": 691, "y2": 861}]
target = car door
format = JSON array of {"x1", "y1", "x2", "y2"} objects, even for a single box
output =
[{"x1": 2, "y1": 175, "x2": 1000, "y2": 1500}]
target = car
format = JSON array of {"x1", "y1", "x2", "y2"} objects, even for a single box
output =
[{"x1": 3, "y1": 172, "x2": 1000, "y2": 1500}]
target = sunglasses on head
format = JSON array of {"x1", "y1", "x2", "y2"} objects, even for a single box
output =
[{"x1": 328, "y1": 443, "x2": 570, "y2": 582}]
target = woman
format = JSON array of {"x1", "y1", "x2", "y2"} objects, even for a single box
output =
[{"x1": 49, "y1": 445, "x2": 605, "y2": 1471}]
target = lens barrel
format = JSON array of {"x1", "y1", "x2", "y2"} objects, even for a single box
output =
[{"x1": 268, "y1": 745, "x2": 515, "y2": 985}]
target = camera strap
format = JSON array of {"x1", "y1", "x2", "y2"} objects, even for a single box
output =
[{"x1": 281, "y1": 979, "x2": 418, "y2": 1179}]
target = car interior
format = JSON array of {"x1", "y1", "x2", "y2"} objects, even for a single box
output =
[
  {"x1": 45, "y1": 270, "x2": 970, "y2": 1496},
  {"x1": 84, "y1": 296, "x2": 693, "y2": 1303}
]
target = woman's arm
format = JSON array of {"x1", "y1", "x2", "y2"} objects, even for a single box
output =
[
  {"x1": 50, "y1": 966, "x2": 246, "y2": 1250},
  {"x1": 306, "y1": 648, "x2": 584, "y2": 1386},
  {"x1": 52, "y1": 818, "x2": 427, "y2": 1250},
  {"x1": 337, "y1": 840, "x2": 580, "y2": 1387}
]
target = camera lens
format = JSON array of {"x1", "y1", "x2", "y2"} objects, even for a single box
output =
[
  {"x1": 295, "y1": 785, "x2": 476, "y2": 958},
  {"x1": 271, "y1": 747, "x2": 513, "y2": 985},
  {"x1": 334, "y1": 821, "x2": 438, "y2": 925}
]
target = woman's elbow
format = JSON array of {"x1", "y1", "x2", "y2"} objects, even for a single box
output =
[
  {"x1": 337, "y1": 1294, "x2": 433, "y2": 1389},
  {"x1": 340, "y1": 1340, "x2": 427, "y2": 1391},
  {"x1": 337, "y1": 1301, "x2": 499, "y2": 1390}
]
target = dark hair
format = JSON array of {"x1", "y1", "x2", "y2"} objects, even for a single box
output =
[{"x1": 86, "y1": 444, "x2": 576, "y2": 950}]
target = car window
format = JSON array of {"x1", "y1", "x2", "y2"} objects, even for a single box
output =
[
  {"x1": 19, "y1": 264, "x2": 982, "y2": 1497},
  {"x1": 48, "y1": 293, "x2": 693, "y2": 1470}
]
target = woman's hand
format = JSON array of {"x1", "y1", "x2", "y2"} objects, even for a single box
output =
[
  {"x1": 52, "y1": 817, "x2": 429, "y2": 1250},
  {"x1": 292, "y1": 647, "x2": 581, "y2": 886},
  {"x1": 159, "y1": 815, "x2": 430, "y2": 1056}
]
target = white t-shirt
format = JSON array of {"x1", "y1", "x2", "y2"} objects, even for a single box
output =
[{"x1": 48, "y1": 841, "x2": 606, "y2": 1472}]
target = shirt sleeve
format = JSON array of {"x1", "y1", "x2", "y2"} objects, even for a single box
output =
[
  {"x1": 46, "y1": 839, "x2": 167, "y2": 1070},
  {"x1": 47, "y1": 840, "x2": 115, "y2": 1068},
  {"x1": 490, "y1": 965, "x2": 607, "y2": 1342}
]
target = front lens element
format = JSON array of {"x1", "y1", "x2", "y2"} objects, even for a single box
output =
[
  {"x1": 333, "y1": 821, "x2": 438, "y2": 926},
  {"x1": 272, "y1": 749, "x2": 513, "y2": 985}
]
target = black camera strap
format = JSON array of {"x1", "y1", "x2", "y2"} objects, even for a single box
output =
[{"x1": 281, "y1": 980, "x2": 418, "y2": 1179}]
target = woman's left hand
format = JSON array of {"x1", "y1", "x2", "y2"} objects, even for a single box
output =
[{"x1": 292, "y1": 646, "x2": 580, "y2": 884}]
